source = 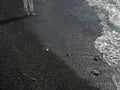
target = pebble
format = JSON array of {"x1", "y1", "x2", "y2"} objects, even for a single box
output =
[
  {"x1": 42, "y1": 48, "x2": 49, "y2": 51},
  {"x1": 31, "y1": 77, "x2": 37, "y2": 81},
  {"x1": 46, "y1": 48, "x2": 49, "y2": 51},
  {"x1": 94, "y1": 55, "x2": 101, "y2": 61},
  {"x1": 66, "y1": 54, "x2": 71, "y2": 57},
  {"x1": 91, "y1": 69, "x2": 100, "y2": 76},
  {"x1": 17, "y1": 77, "x2": 21, "y2": 80}
]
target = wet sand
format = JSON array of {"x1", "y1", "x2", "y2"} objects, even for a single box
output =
[{"x1": 0, "y1": 0, "x2": 116, "y2": 90}]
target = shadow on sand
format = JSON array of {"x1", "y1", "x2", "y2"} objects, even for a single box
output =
[
  {"x1": 0, "y1": 34, "x2": 100, "y2": 90},
  {"x1": 0, "y1": 15, "x2": 29, "y2": 25}
]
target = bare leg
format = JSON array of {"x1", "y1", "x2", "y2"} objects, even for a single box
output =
[
  {"x1": 28, "y1": 0, "x2": 36, "y2": 15},
  {"x1": 28, "y1": 0, "x2": 34, "y2": 12},
  {"x1": 23, "y1": 0, "x2": 29, "y2": 13}
]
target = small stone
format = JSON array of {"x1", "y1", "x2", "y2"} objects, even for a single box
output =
[
  {"x1": 94, "y1": 55, "x2": 101, "y2": 61},
  {"x1": 40, "y1": 77, "x2": 44, "y2": 81},
  {"x1": 23, "y1": 73, "x2": 27, "y2": 76},
  {"x1": 46, "y1": 48, "x2": 49, "y2": 51},
  {"x1": 91, "y1": 69, "x2": 100, "y2": 76},
  {"x1": 31, "y1": 77, "x2": 37, "y2": 81},
  {"x1": 17, "y1": 77, "x2": 20, "y2": 80},
  {"x1": 42, "y1": 48, "x2": 49, "y2": 51},
  {"x1": 21, "y1": 85, "x2": 24, "y2": 88},
  {"x1": 66, "y1": 54, "x2": 71, "y2": 57},
  {"x1": 45, "y1": 79, "x2": 48, "y2": 82}
]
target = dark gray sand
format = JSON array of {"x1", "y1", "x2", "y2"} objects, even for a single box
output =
[{"x1": 0, "y1": 0, "x2": 116, "y2": 90}]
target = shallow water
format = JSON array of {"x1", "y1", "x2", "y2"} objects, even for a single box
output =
[
  {"x1": 22, "y1": 0, "x2": 115, "y2": 89},
  {"x1": 86, "y1": 0, "x2": 120, "y2": 89}
]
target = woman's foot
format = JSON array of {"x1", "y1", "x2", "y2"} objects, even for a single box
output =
[
  {"x1": 26, "y1": 12, "x2": 31, "y2": 16},
  {"x1": 25, "y1": 12, "x2": 36, "y2": 16},
  {"x1": 31, "y1": 12, "x2": 37, "y2": 16}
]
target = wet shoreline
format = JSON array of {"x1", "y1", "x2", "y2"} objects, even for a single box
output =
[{"x1": 0, "y1": 0, "x2": 116, "y2": 90}]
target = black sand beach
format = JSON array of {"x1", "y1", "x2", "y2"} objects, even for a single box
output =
[{"x1": 0, "y1": 0, "x2": 116, "y2": 90}]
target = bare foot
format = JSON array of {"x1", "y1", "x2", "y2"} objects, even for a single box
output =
[
  {"x1": 26, "y1": 12, "x2": 30, "y2": 16},
  {"x1": 31, "y1": 12, "x2": 37, "y2": 16}
]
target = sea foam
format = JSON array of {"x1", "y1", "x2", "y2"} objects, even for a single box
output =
[{"x1": 86, "y1": 0, "x2": 120, "y2": 89}]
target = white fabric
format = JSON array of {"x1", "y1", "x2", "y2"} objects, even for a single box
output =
[{"x1": 23, "y1": 0, "x2": 34, "y2": 12}]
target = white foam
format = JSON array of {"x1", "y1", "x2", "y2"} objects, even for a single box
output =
[
  {"x1": 86, "y1": 0, "x2": 120, "y2": 66},
  {"x1": 86, "y1": 0, "x2": 120, "y2": 89}
]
